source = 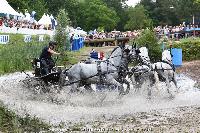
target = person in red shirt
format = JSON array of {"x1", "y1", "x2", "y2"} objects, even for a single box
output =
[{"x1": 0, "y1": 18, "x2": 3, "y2": 27}]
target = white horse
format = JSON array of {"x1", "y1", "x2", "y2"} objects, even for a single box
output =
[
  {"x1": 152, "y1": 49, "x2": 177, "y2": 90},
  {"x1": 129, "y1": 47, "x2": 177, "y2": 96},
  {"x1": 129, "y1": 47, "x2": 154, "y2": 93},
  {"x1": 62, "y1": 45, "x2": 138, "y2": 96}
]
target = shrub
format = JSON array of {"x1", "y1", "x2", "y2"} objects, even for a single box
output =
[
  {"x1": 134, "y1": 28, "x2": 162, "y2": 62},
  {"x1": 173, "y1": 38, "x2": 200, "y2": 61},
  {"x1": 54, "y1": 9, "x2": 71, "y2": 51}
]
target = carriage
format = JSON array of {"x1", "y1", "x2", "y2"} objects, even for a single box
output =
[
  {"x1": 21, "y1": 44, "x2": 179, "y2": 99},
  {"x1": 21, "y1": 57, "x2": 65, "y2": 93}
]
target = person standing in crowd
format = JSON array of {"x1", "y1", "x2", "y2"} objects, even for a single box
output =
[
  {"x1": 70, "y1": 34, "x2": 74, "y2": 50},
  {"x1": 39, "y1": 41, "x2": 61, "y2": 75},
  {"x1": 0, "y1": 17, "x2": 3, "y2": 27}
]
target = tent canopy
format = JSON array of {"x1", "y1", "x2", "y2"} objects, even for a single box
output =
[
  {"x1": 0, "y1": 0, "x2": 21, "y2": 16},
  {"x1": 38, "y1": 13, "x2": 52, "y2": 25}
]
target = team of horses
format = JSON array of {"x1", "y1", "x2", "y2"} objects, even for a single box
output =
[{"x1": 59, "y1": 44, "x2": 178, "y2": 98}]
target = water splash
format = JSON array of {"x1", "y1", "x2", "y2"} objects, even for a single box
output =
[{"x1": 0, "y1": 72, "x2": 199, "y2": 126}]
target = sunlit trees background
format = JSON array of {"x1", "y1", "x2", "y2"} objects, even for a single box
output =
[{"x1": 8, "y1": 0, "x2": 200, "y2": 31}]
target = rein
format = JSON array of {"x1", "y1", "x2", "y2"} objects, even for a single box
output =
[{"x1": 161, "y1": 60, "x2": 175, "y2": 71}]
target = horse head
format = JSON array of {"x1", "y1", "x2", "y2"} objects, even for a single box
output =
[
  {"x1": 123, "y1": 44, "x2": 139, "y2": 62},
  {"x1": 162, "y1": 50, "x2": 172, "y2": 64},
  {"x1": 108, "y1": 46, "x2": 123, "y2": 68},
  {"x1": 138, "y1": 47, "x2": 150, "y2": 62}
]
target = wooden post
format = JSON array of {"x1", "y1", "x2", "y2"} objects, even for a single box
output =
[{"x1": 193, "y1": 15, "x2": 195, "y2": 37}]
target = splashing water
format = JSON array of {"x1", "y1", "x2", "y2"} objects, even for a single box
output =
[{"x1": 0, "y1": 72, "x2": 200, "y2": 126}]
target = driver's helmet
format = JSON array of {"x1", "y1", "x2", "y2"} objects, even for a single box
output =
[{"x1": 49, "y1": 41, "x2": 57, "y2": 49}]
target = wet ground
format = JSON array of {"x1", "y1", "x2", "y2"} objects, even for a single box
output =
[{"x1": 0, "y1": 61, "x2": 200, "y2": 132}]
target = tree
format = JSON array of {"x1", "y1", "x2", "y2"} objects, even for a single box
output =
[
  {"x1": 8, "y1": 0, "x2": 47, "y2": 20},
  {"x1": 54, "y1": 9, "x2": 71, "y2": 50},
  {"x1": 44, "y1": 0, "x2": 79, "y2": 27},
  {"x1": 8, "y1": 0, "x2": 29, "y2": 13},
  {"x1": 27, "y1": 0, "x2": 48, "y2": 20},
  {"x1": 80, "y1": 0, "x2": 119, "y2": 31},
  {"x1": 125, "y1": 5, "x2": 152, "y2": 30},
  {"x1": 135, "y1": 29, "x2": 162, "y2": 62},
  {"x1": 140, "y1": 0, "x2": 200, "y2": 26},
  {"x1": 102, "y1": 0, "x2": 128, "y2": 30}
]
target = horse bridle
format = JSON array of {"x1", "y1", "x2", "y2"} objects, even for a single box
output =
[{"x1": 106, "y1": 54, "x2": 123, "y2": 71}]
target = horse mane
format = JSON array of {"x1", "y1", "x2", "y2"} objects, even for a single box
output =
[
  {"x1": 139, "y1": 47, "x2": 150, "y2": 61},
  {"x1": 162, "y1": 50, "x2": 172, "y2": 63},
  {"x1": 110, "y1": 46, "x2": 120, "y2": 55}
]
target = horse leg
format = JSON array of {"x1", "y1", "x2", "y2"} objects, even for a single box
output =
[
  {"x1": 172, "y1": 73, "x2": 178, "y2": 90},
  {"x1": 84, "y1": 84, "x2": 94, "y2": 93},
  {"x1": 147, "y1": 78, "x2": 152, "y2": 98},
  {"x1": 106, "y1": 75, "x2": 125, "y2": 96},
  {"x1": 70, "y1": 83, "x2": 80, "y2": 93},
  {"x1": 153, "y1": 71, "x2": 160, "y2": 93},
  {"x1": 122, "y1": 79, "x2": 130, "y2": 94},
  {"x1": 132, "y1": 75, "x2": 141, "y2": 92},
  {"x1": 165, "y1": 77, "x2": 174, "y2": 98}
]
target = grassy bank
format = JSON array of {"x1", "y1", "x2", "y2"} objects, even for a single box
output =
[
  {"x1": 0, "y1": 104, "x2": 50, "y2": 132},
  {"x1": 0, "y1": 39, "x2": 114, "y2": 75},
  {"x1": 0, "y1": 33, "x2": 80, "y2": 75},
  {"x1": 0, "y1": 42, "x2": 47, "y2": 74}
]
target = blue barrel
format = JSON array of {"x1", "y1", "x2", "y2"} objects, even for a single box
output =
[
  {"x1": 72, "y1": 39, "x2": 79, "y2": 51},
  {"x1": 172, "y1": 48, "x2": 182, "y2": 67},
  {"x1": 78, "y1": 38, "x2": 81, "y2": 50},
  {"x1": 79, "y1": 37, "x2": 84, "y2": 48}
]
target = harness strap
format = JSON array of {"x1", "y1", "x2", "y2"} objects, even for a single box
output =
[
  {"x1": 97, "y1": 61, "x2": 104, "y2": 83},
  {"x1": 162, "y1": 60, "x2": 175, "y2": 71}
]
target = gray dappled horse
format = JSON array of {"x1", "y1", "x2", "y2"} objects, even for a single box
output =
[
  {"x1": 62, "y1": 45, "x2": 137, "y2": 95},
  {"x1": 129, "y1": 47, "x2": 177, "y2": 97}
]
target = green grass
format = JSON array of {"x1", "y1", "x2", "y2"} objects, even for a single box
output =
[
  {"x1": 0, "y1": 42, "x2": 47, "y2": 75},
  {"x1": 0, "y1": 43, "x2": 86, "y2": 75},
  {"x1": 0, "y1": 105, "x2": 50, "y2": 132}
]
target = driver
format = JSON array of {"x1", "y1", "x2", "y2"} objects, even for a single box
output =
[{"x1": 40, "y1": 41, "x2": 61, "y2": 75}]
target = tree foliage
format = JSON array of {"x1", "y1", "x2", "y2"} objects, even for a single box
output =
[
  {"x1": 79, "y1": 0, "x2": 119, "y2": 31},
  {"x1": 8, "y1": 0, "x2": 47, "y2": 20},
  {"x1": 125, "y1": 5, "x2": 152, "y2": 30},
  {"x1": 102, "y1": 0, "x2": 128, "y2": 30},
  {"x1": 135, "y1": 29, "x2": 162, "y2": 62},
  {"x1": 54, "y1": 9, "x2": 70, "y2": 50},
  {"x1": 7, "y1": 0, "x2": 200, "y2": 31},
  {"x1": 140, "y1": 0, "x2": 200, "y2": 26}
]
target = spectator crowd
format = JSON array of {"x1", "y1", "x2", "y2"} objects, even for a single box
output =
[
  {"x1": 0, "y1": 16, "x2": 52, "y2": 30},
  {"x1": 82, "y1": 30, "x2": 140, "y2": 46},
  {"x1": 154, "y1": 23, "x2": 200, "y2": 40}
]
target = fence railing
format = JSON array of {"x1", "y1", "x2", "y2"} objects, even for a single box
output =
[
  {"x1": 0, "y1": 27, "x2": 54, "y2": 36},
  {"x1": 0, "y1": 35, "x2": 9, "y2": 44}
]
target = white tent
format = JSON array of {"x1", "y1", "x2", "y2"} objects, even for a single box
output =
[
  {"x1": 46, "y1": 14, "x2": 52, "y2": 24},
  {"x1": 23, "y1": 12, "x2": 31, "y2": 21},
  {"x1": 0, "y1": 0, "x2": 21, "y2": 16},
  {"x1": 38, "y1": 13, "x2": 52, "y2": 25}
]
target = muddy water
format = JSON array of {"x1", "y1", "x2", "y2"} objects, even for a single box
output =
[{"x1": 0, "y1": 72, "x2": 199, "y2": 127}]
